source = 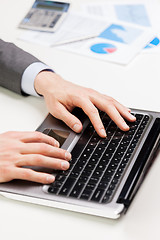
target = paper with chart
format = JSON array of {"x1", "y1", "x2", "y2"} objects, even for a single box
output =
[
  {"x1": 18, "y1": 12, "x2": 108, "y2": 46},
  {"x1": 58, "y1": 22, "x2": 153, "y2": 65},
  {"x1": 81, "y1": 0, "x2": 160, "y2": 29},
  {"x1": 81, "y1": 1, "x2": 160, "y2": 54}
]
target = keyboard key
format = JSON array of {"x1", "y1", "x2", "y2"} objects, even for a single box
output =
[
  {"x1": 80, "y1": 152, "x2": 90, "y2": 161},
  {"x1": 110, "y1": 162, "x2": 118, "y2": 170},
  {"x1": 92, "y1": 151, "x2": 102, "y2": 159},
  {"x1": 59, "y1": 177, "x2": 76, "y2": 196},
  {"x1": 81, "y1": 170, "x2": 92, "y2": 177},
  {"x1": 112, "y1": 156, "x2": 121, "y2": 163},
  {"x1": 70, "y1": 171, "x2": 79, "y2": 178},
  {"x1": 80, "y1": 189, "x2": 93, "y2": 200},
  {"x1": 117, "y1": 167, "x2": 124, "y2": 174},
  {"x1": 96, "y1": 164, "x2": 105, "y2": 172},
  {"x1": 86, "y1": 181, "x2": 96, "y2": 190},
  {"x1": 108, "y1": 183, "x2": 116, "y2": 191},
  {"x1": 60, "y1": 170, "x2": 70, "y2": 176},
  {"x1": 109, "y1": 140, "x2": 119, "y2": 148},
  {"x1": 119, "y1": 162, "x2": 127, "y2": 169},
  {"x1": 114, "y1": 172, "x2": 122, "y2": 180},
  {"x1": 90, "y1": 134, "x2": 101, "y2": 144},
  {"x1": 101, "y1": 174, "x2": 112, "y2": 183},
  {"x1": 55, "y1": 174, "x2": 66, "y2": 182},
  {"x1": 89, "y1": 177, "x2": 99, "y2": 184},
  {"x1": 88, "y1": 157, "x2": 97, "y2": 165},
  {"x1": 48, "y1": 187, "x2": 59, "y2": 194},
  {"x1": 77, "y1": 158, "x2": 87, "y2": 165},
  {"x1": 127, "y1": 147, "x2": 134, "y2": 154},
  {"x1": 92, "y1": 170, "x2": 103, "y2": 178},
  {"x1": 91, "y1": 188, "x2": 105, "y2": 202},
  {"x1": 70, "y1": 181, "x2": 85, "y2": 198},
  {"x1": 98, "y1": 181, "x2": 109, "y2": 189},
  {"x1": 103, "y1": 152, "x2": 113, "y2": 160},
  {"x1": 122, "y1": 157, "x2": 130, "y2": 164},
  {"x1": 102, "y1": 193, "x2": 111, "y2": 203},
  {"x1": 70, "y1": 157, "x2": 78, "y2": 165},
  {"x1": 85, "y1": 163, "x2": 95, "y2": 171},
  {"x1": 135, "y1": 114, "x2": 143, "y2": 120},
  {"x1": 79, "y1": 175, "x2": 89, "y2": 183}
]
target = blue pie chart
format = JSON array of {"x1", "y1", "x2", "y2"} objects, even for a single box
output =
[
  {"x1": 90, "y1": 43, "x2": 117, "y2": 54},
  {"x1": 144, "y1": 37, "x2": 160, "y2": 49}
]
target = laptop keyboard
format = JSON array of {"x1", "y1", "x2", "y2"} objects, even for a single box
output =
[{"x1": 48, "y1": 112, "x2": 150, "y2": 204}]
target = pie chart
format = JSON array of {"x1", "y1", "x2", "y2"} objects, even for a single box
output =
[
  {"x1": 144, "y1": 37, "x2": 160, "y2": 49},
  {"x1": 90, "y1": 43, "x2": 117, "y2": 54}
]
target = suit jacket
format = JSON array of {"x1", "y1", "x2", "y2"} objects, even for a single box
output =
[{"x1": 0, "y1": 39, "x2": 40, "y2": 95}]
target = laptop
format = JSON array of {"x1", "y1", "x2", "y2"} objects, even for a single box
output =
[{"x1": 0, "y1": 107, "x2": 159, "y2": 219}]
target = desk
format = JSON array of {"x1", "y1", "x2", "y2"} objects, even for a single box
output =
[{"x1": 0, "y1": 0, "x2": 160, "y2": 239}]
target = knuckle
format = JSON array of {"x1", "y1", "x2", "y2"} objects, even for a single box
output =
[
  {"x1": 0, "y1": 165, "x2": 9, "y2": 176},
  {"x1": 86, "y1": 87, "x2": 96, "y2": 94},
  {"x1": 3, "y1": 131, "x2": 16, "y2": 137},
  {"x1": 22, "y1": 170, "x2": 33, "y2": 179},
  {"x1": 34, "y1": 131, "x2": 44, "y2": 141},
  {"x1": 33, "y1": 155, "x2": 44, "y2": 165},
  {"x1": 86, "y1": 87, "x2": 93, "y2": 93},
  {"x1": 50, "y1": 103, "x2": 60, "y2": 115},
  {"x1": 90, "y1": 107, "x2": 98, "y2": 115},
  {"x1": 13, "y1": 142, "x2": 23, "y2": 152},
  {"x1": 106, "y1": 95, "x2": 115, "y2": 104},
  {"x1": 48, "y1": 137, "x2": 57, "y2": 147},
  {"x1": 55, "y1": 148, "x2": 65, "y2": 159},
  {"x1": 14, "y1": 154, "x2": 23, "y2": 165},
  {"x1": 53, "y1": 101, "x2": 60, "y2": 110},
  {"x1": 40, "y1": 143, "x2": 51, "y2": 153},
  {"x1": 73, "y1": 94, "x2": 85, "y2": 104}
]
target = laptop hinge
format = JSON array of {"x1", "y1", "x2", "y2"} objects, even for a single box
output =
[{"x1": 117, "y1": 118, "x2": 160, "y2": 207}]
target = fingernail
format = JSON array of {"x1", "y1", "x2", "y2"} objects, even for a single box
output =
[
  {"x1": 65, "y1": 151, "x2": 71, "y2": 160},
  {"x1": 130, "y1": 114, "x2": 136, "y2": 120},
  {"x1": 46, "y1": 175, "x2": 55, "y2": 183},
  {"x1": 73, "y1": 123, "x2": 81, "y2": 132},
  {"x1": 61, "y1": 161, "x2": 69, "y2": 170},
  {"x1": 54, "y1": 140, "x2": 60, "y2": 147},
  {"x1": 100, "y1": 128, "x2": 107, "y2": 138},
  {"x1": 123, "y1": 122, "x2": 130, "y2": 130}
]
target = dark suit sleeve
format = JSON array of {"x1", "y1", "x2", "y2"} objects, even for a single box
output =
[{"x1": 0, "y1": 39, "x2": 41, "y2": 95}]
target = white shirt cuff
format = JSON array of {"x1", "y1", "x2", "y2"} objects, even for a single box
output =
[{"x1": 21, "y1": 62, "x2": 53, "y2": 96}]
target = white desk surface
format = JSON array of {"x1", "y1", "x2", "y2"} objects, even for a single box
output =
[{"x1": 0, "y1": 0, "x2": 160, "y2": 239}]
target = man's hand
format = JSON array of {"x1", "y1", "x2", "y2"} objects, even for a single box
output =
[
  {"x1": 35, "y1": 71, "x2": 136, "y2": 138},
  {"x1": 0, "y1": 131, "x2": 71, "y2": 183}
]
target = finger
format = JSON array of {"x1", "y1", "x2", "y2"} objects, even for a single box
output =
[
  {"x1": 12, "y1": 168, "x2": 55, "y2": 184},
  {"x1": 73, "y1": 98, "x2": 106, "y2": 137},
  {"x1": 113, "y1": 101, "x2": 136, "y2": 122},
  {"x1": 90, "y1": 95, "x2": 134, "y2": 131},
  {"x1": 20, "y1": 143, "x2": 71, "y2": 160},
  {"x1": 71, "y1": 95, "x2": 106, "y2": 137},
  {"x1": 20, "y1": 131, "x2": 59, "y2": 147},
  {"x1": 52, "y1": 103, "x2": 83, "y2": 133},
  {"x1": 16, "y1": 154, "x2": 70, "y2": 170},
  {"x1": 102, "y1": 104, "x2": 130, "y2": 131}
]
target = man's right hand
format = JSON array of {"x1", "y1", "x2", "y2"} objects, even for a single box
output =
[{"x1": 0, "y1": 131, "x2": 71, "y2": 184}]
